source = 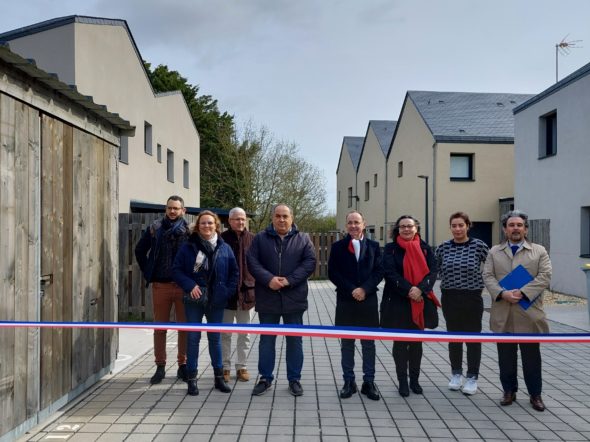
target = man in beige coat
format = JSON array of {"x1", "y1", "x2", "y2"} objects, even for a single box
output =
[{"x1": 483, "y1": 210, "x2": 551, "y2": 412}]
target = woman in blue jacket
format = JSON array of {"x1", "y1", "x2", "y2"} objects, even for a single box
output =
[{"x1": 173, "y1": 210, "x2": 239, "y2": 396}]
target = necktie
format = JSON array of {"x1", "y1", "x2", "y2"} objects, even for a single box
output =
[{"x1": 511, "y1": 245, "x2": 519, "y2": 256}]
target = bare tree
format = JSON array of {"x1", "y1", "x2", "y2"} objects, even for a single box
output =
[{"x1": 238, "y1": 124, "x2": 327, "y2": 232}]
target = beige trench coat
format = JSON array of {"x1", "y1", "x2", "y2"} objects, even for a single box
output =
[{"x1": 483, "y1": 241, "x2": 551, "y2": 333}]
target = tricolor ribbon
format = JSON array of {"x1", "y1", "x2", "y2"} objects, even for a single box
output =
[{"x1": 1, "y1": 321, "x2": 589, "y2": 343}]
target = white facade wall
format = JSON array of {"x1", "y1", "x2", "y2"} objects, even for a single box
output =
[
  {"x1": 514, "y1": 74, "x2": 590, "y2": 297},
  {"x1": 336, "y1": 147, "x2": 357, "y2": 232},
  {"x1": 6, "y1": 21, "x2": 200, "y2": 212},
  {"x1": 356, "y1": 128, "x2": 387, "y2": 245}
]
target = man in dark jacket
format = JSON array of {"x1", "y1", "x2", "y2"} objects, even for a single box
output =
[
  {"x1": 134, "y1": 195, "x2": 189, "y2": 384},
  {"x1": 220, "y1": 207, "x2": 255, "y2": 383},
  {"x1": 247, "y1": 204, "x2": 316, "y2": 397},
  {"x1": 328, "y1": 211, "x2": 383, "y2": 400}
]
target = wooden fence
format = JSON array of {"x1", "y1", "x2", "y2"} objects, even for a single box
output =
[{"x1": 118, "y1": 213, "x2": 340, "y2": 320}]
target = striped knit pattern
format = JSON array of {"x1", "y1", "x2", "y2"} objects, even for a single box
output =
[{"x1": 435, "y1": 238, "x2": 489, "y2": 290}]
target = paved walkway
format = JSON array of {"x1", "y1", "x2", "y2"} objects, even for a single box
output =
[{"x1": 18, "y1": 281, "x2": 590, "y2": 441}]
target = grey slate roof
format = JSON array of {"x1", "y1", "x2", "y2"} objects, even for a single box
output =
[
  {"x1": 342, "y1": 136, "x2": 364, "y2": 172},
  {"x1": 368, "y1": 120, "x2": 396, "y2": 157},
  {"x1": 407, "y1": 91, "x2": 534, "y2": 143},
  {"x1": 0, "y1": 42, "x2": 134, "y2": 133},
  {"x1": 514, "y1": 60, "x2": 590, "y2": 114}
]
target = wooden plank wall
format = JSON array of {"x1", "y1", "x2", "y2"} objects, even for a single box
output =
[
  {"x1": 118, "y1": 219, "x2": 337, "y2": 320},
  {"x1": 40, "y1": 114, "x2": 74, "y2": 408},
  {"x1": 0, "y1": 93, "x2": 40, "y2": 436},
  {"x1": 529, "y1": 219, "x2": 551, "y2": 254}
]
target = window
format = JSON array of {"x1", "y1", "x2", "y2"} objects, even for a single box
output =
[
  {"x1": 364, "y1": 181, "x2": 370, "y2": 201},
  {"x1": 380, "y1": 226, "x2": 384, "y2": 241},
  {"x1": 373, "y1": 173, "x2": 378, "y2": 187},
  {"x1": 450, "y1": 154, "x2": 474, "y2": 180},
  {"x1": 582, "y1": 207, "x2": 590, "y2": 257},
  {"x1": 539, "y1": 111, "x2": 557, "y2": 158},
  {"x1": 398, "y1": 161, "x2": 403, "y2": 177},
  {"x1": 119, "y1": 136, "x2": 129, "y2": 164},
  {"x1": 157, "y1": 144, "x2": 162, "y2": 163},
  {"x1": 167, "y1": 149, "x2": 174, "y2": 183},
  {"x1": 347, "y1": 187, "x2": 353, "y2": 208},
  {"x1": 144, "y1": 122, "x2": 153, "y2": 155},
  {"x1": 338, "y1": 190, "x2": 340, "y2": 202},
  {"x1": 183, "y1": 160, "x2": 189, "y2": 189}
]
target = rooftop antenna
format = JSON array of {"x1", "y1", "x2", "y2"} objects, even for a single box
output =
[{"x1": 555, "y1": 35, "x2": 582, "y2": 83}]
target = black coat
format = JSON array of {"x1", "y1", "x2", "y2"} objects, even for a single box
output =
[
  {"x1": 247, "y1": 224, "x2": 316, "y2": 314},
  {"x1": 380, "y1": 239, "x2": 438, "y2": 330},
  {"x1": 328, "y1": 235, "x2": 383, "y2": 327}
]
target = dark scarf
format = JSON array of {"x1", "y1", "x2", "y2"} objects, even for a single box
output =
[{"x1": 396, "y1": 234, "x2": 440, "y2": 329}]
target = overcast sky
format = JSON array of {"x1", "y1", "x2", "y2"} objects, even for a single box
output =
[{"x1": 2, "y1": 1, "x2": 590, "y2": 212}]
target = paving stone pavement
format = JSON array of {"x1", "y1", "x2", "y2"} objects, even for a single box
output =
[{"x1": 18, "y1": 281, "x2": 590, "y2": 441}]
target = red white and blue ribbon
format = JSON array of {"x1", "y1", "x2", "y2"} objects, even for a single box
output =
[{"x1": 1, "y1": 321, "x2": 590, "y2": 343}]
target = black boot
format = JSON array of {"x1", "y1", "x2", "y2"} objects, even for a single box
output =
[
  {"x1": 150, "y1": 365, "x2": 165, "y2": 385},
  {"x1": 214, "y1": 368, "x2": 231, "y2": 393},
  {"x1": 410, "y1": 378, "x2": 423, "y2": 394},
  {"x1": 187, "y1": 372, "x2": 199, "y2": 396},
  {"x1": 398, "y1": 376, "x2": 409, "y2": 397}
]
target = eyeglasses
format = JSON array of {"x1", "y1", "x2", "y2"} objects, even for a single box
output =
[{"x1": 398, "y1": 225, "x2": 416, "y2": 230}]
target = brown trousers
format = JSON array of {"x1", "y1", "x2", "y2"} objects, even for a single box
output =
[{"x1": 152, "y1": 282, "x2": 187, "y2": 366}]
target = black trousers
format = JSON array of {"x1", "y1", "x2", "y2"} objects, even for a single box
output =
[
  {"x1": 393, "y1": 341, "x2": 422, "y2": 381},
  {"x1": 497, "y1": 342, "x2": 542, "y2": 396},
  {"x1": 441, "y1": 289, "x2": 483, "y2": 378}
]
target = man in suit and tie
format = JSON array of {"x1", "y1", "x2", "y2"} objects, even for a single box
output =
[
  {"x1": 328, "y1": 211, "x2": 384, "y2": 400},
  {"x1": 483, "y1": 210, "x2": 552, "y2": 412}
]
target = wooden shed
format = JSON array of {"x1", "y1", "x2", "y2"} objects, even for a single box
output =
[{"x1": 0, "y1": 43, "x2": 134, "y2": 441}]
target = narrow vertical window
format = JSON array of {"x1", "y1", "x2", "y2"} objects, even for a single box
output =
[
  {"x1": 144, "y1": 122, "x2": 153, "y2": 155},
  {"x1": 167, "y1": 149, "x2": 174, "y2": 183}
]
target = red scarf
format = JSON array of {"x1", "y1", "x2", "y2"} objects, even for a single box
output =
[{"x1": 396, "y1": 234, "x2": 440, "y2": 329}]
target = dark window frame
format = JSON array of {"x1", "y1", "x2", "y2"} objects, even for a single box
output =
[
  {"x1": 539, "y1": 110, "x2": 557, "y2": 159},
  {"x1": 450, "y1": 153, "x2": 474, "y2": 181}
]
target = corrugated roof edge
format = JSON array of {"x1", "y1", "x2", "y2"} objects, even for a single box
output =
[
  {"x1": 514, "y1": 60, "x2": 590, "y2": 114},
  {"x1": 0, "y1": 41, "x2": 134, "y2": 133}
]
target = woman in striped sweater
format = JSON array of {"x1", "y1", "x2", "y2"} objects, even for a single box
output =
[{"x1": 435, "y1": 212, "x2": 489, "y2": 395}]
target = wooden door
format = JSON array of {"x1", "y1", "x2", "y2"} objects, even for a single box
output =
[{"x1": 40, "y1": 114, "x2": 73, "y2": 408}]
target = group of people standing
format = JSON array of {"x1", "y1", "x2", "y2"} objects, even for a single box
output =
[
  {"x1": 135, "y1": 198, "x2": 316, "y2": 398},
  {"x1": 329, "y1": 209, "x2": 551, "y2": 412},
  {"x1": 135, "y1": 196, "x2": 551, "y2": 413}
]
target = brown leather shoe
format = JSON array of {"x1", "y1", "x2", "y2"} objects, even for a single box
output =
[
  {"x1": 530, "y1": 395, "x2": 545, "y2": 412},
  {"x1": 237, "y1": 369, "x2": 250, "y2": 382},
  {"x1": 500, "y1": 391, "x2": 516, "y2": 406},
  {"x1": 223, "y1": 370, "x2": 230, "y2": 382}
]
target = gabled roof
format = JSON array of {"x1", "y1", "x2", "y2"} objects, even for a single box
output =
[
  {"x1": 514, "y1": 60, "x2": 590, "y2": 114},
  {"x1": 0, "y1": 41, "x2": 134, "y2": 133},
  {"x1": 336, "y1": 136, "x2": 364, "y2": 174},
  {"x1": 406, "y1": 90, "x2": 534, "y2": 143},
  {"x1": 368, "y1": 120, "x2": 396, "y2": 157},
  {"x1": 0, "y1": 15, "x2": 153, "y2": 94}
]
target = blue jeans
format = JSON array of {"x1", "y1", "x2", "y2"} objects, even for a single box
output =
[
  {"x1": 184, "y1": 300, "x2": 225, "y2": 373},
  {"x1": 341, "y1": 339, "x2": 375, "y2": 382},
  {"x1": 258, "y1": 311, "x2": 304, "y2": 382}
]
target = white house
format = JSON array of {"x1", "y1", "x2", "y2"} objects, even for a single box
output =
[
  {"x1": 0, "y1": 16, "x2": 200, "y2": 212},
  {"x1": 335, "y1": 136, "x2": 364, "y2": 232},
  {"x1": 513, "y1": 62, "x2": 590, "y2": 297}
]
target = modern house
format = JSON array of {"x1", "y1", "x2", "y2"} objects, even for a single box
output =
[
  {"x1": 513, "y1": 62, "x2": 590, "y2": 297},
  {"x1": 335, "y1": 136, "x2": 364, "y2": 232},
  {"x1": 355, "y1": 120, "x2": 396, "y2": 245},
  {"x1": 386, "y1": 90, "x2": 534, "y2": 246},
  {"x1": 0, "y1": 15, "x2": 200, "y2": 212}
]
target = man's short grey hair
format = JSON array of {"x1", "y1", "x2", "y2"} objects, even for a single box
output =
[
  {"x1": 501, "y1": 210, "x2": 529, "y2": 228},
  {"x1": 272, "y1": 203, "x2": 293, "y2": 217},
  {"x1": 228, "y1": 207, "x2": 246, "y2": 218}
]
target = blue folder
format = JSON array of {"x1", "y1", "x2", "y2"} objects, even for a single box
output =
[{"x1": 498, "y1": 264, "x2": 535, "y2": 310}]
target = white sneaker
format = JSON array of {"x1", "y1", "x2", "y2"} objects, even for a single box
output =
[
  {"x1": 462, "y1": 377, "x2": 478, "y2": 395},
  {"x1": 448, "y1": 374, "x2": 463, "y2": 391}
]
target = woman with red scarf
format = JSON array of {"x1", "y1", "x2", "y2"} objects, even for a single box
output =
[{"x1": 381, "y1": 215, "x2": 439, "y2": 397}]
